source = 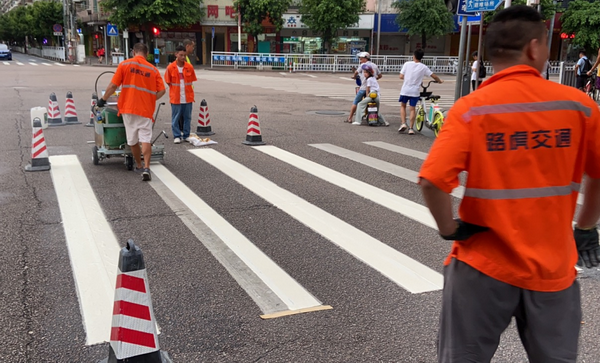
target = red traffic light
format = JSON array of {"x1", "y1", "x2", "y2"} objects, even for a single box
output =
[
  {"x1": 95, "y1": 34, "x2": 98, "y2": 39},
  {"x1": 560, "y1": 33, "x2": 575, "y2": 39},
  {"x1": 153, "y1": 27, "x2": 160, "y2": 36}
]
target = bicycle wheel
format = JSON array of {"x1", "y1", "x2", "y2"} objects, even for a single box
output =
[
  {"x1": 432, "y1": 112, "x2": 444, "y2": 137},
  {"x1": 415, "y1": 105, "x2": 425, "y2": 131}
]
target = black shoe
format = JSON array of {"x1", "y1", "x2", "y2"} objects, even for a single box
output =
[{"x1": 142, "y1": 168, "x2": 151, "y2": 181}]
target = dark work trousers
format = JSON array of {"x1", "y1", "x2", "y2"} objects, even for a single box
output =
[{"x1": 438, "y1": 258, "x2": 581, "y2": 363}]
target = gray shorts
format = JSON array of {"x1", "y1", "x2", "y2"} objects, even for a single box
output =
[{"x1": 438, "y1": 259, "x2": 581, "y2": 363}]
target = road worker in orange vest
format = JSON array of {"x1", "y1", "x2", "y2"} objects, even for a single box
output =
[
  {"x1": 97, "y1": 42, "x2": 166, "y2": 181},
  {"x1": 419, "y1": 6, "x2": 600, "y2": 362},
  {"x1": 164, "y1": 45, "x2": 197, "y2": 144}
]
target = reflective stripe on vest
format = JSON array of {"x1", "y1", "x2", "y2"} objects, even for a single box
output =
[
  {"x1": 463, "y1": 100, "x2": 592, "y2": 122},
  {"x1": 122, "y1": 84, "x2": 156, "y2": 95},
  {"x1": 464, "y1": 182, "x2": 581, "y2": 200}
]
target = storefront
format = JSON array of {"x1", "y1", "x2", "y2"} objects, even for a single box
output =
[{"x1": 280, "y1": 14, "x2": 374, "y2": 54}]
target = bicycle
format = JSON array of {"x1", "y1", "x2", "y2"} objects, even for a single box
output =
[
  {"x1": 415, "y1": 80, "x2": 445, "y2": 137},
  {"x1": 584, "y1": 73, "x2": 598, "y2": 101}
]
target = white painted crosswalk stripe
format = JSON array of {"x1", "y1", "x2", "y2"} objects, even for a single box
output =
[
  {"x1": 150, "y1": 164, "x2": 329, "y2": 317},
  {"x1": 29, "y1": 62, "x2": 38, "y2": 66},
  {"x1": 41, "y1": 62, "x2": 52, "y2": 66},
  {"x1": 54, "y1": 62, "x2": 66, "y2": 67},
  {"x1": 3, "y1": 62, "x2": 9, "y2": 65},
  {"x1": 190, "y1": 148, "x2": 443, "y2": 294},
  {"x1": 16, "y1": 62, "x2": 24, "y2": 65},
  {"x1": 310, "y1": 143, "x2": 464, "y2": 199},
  {"x1": 49, "y1": 155, "x2": 120, "y2": 345}
]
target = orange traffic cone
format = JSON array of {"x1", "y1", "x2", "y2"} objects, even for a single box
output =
[
  {"x1": 105, "y1": 240, "x2": 170, "y2": 363},
  {"x1": 25, "y1": 118, "x2": 51, "y2": 172},
  {"x1": 86, "y1": 93, "x2": 97, "y2": 127},
  {"x1": 196, "y1": 99, "x2": 215, "y2": 136},
  {"x1": 47, "y1": 92, "x2": 65, "y2": 126},
  {"x1": 64, "y1": 91, "x2": 81, "y2": 125},
  {"x1": 242, "y1": 105, "x2": 265, "y2": 146}
]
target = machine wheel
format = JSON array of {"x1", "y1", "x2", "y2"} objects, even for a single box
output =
[
  {"x1": 415, "y1": 106, "x2": 425, "y2": 131},
  {"x1": 92, "y1": 146, "x2": 99, "y2": 165},
  {"x1": 125, "y1": 155, "x2": 133, "y2": 170},
  {"x1": 432, "y1": 112, "x2": 444, "y2": 137}
]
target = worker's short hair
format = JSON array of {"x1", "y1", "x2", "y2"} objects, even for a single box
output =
[
  {"x1": 485, "y1": 5, "x2": 546, "y2": 63},
  {"x1": 414, "y1": 48, "x2": 424, "y2": 61},
  {"x1": 183, "y1": 38, "x2": 195, "y2": 47},
  {"x1": 579, "y1": 49, "x2": 587, "y2": 56},
  {"x1": 133, "y1": 42, "x2": 148, "y2": 56},
  {"x1": 175, "y1": 45, "x2": 186, "y2": 53}
]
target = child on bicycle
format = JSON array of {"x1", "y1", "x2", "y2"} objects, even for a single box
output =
[
  {"x1": 354, "y1": 64, "x2": 382, "y2": 125},
  {"x1": 398, "y1": 49, "x2": 443, "y2": 135}
]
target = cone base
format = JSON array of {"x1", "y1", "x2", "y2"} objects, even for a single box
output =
[
  {"x1": 65, "y1": 118, "x2": 82, "y2": 125},
  {"x1": 25, "y1": 163, "x2": 51, "y2": 172},
  {"x1": 196, "y1": 126, "x2": 214, "y2": 136},
  {"x1": 101, "y1": 347, "x2": 172, "y2": 363},
  {"x1": 197, "y1": 131, "x2": 215, "y2": 136},
  {"x1": 48, "y1": 120, "x2": 66, "y2": 126},
  {"x1": 242, "y1": 140, "x2": 265, "y2": 146}
]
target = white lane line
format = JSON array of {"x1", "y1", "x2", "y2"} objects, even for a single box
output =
[
  {"x1": 29, "y1": 62, "x2": 38, "y2": 66},
  {"x1": 190, "y1": 149, "x2": 442, "y2": 294},
  {"x1": 16, "y1": 62, "x2": 24, "y2": 65},
  {"x1": 279, "y1": 72, "x2": 287, "y2": 76},
  {"x1": 54, "y1": 62, "x2": 66, "y2": 67},
  {"x1": 339, "y1": 77, "x2": 353, "y2": 81},
  {"x1": 366, "y1": 141, "x2": 584, "y2": 205},
  {"x1": 49, "y1": 155, "x2": 120, "y2": 345},
  {"x1": 301, "y1": 73, "x2": 317, "y2": 78},
  {"x1": 310, "y1": 143, "x2": 464, "y2": 199},
  {"x1": 364, "y1": 141, "x2": 428, "y2": 160},
  {"x1": 73, "y1": 64, "x2": 80, "y2": 67},
  {"x1": 41, "y1": 62, "x2": 52, "y2": 66},
  {"x1": 150, "y1": 164, "x2": 328, "y2": 317},
  {"x1": 3, "y1": 62, "x2": 9, "y2": 65}
]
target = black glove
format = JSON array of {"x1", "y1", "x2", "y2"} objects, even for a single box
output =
[
  {"x1": 96, "y1": 98, "x2": 106, "y2": 108},
  {"x1": 574, "y1": 226, "x2": 600, "y2": 268},
  {"x1": 440, "y1": 218, "x2": 489, "y2": 241}
]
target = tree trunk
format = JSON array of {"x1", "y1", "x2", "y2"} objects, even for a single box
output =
[{"x1": 421, "y1": 32, "x2": 427, "y2": 50}]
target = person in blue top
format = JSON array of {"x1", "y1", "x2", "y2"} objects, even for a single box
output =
[{"x1": 574, "y1": 50, "x2": 590, "y2": 91}]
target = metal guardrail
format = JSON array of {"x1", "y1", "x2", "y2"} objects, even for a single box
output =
[
  {"x1": 11, "y1": 46, "x2": 65, "y2": 62},
  {"x1": 558, "y1": 61, "x2": 577, "y2": 87}
]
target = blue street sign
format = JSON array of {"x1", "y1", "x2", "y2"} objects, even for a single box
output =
[
  {"x1": 466, "y1": 0, "x2": 503, "y2": 12},
  {"x1": 457, "y1": 0, "x2": 478, "y2": 16},
  {"x1": 211, "y1": 27, "x2": 215, "y2": 39},
  {"x1": 107, "y1": 24, "x2": 119, "y2": 37},
  {"x1": 458, "y1": 14, "x2": 482, "y2": 23}
]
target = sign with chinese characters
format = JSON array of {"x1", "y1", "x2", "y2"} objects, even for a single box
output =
[
  {"x1": 202, "y1": 0, "x2": 237, "y2": 25},
  {"x1": 486, "y1": 129, "x2": 572, "y2": 152},
  {"x1": 465, "y1": 0, "x2": 503, "y2": 12},
  {"x1": 282, "y1": 14, "x2": 374, "y2": 29}
]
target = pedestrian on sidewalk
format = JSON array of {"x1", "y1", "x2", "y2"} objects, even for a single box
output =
[
  {"x1": 419, "y1": 6, "x2": 600, "y2": 362},
  {"x1": 398, "y1": 49, "x2": 443, "y2": 135},
  {"x1": 97, "y1": 46, "x2": 105, "y2": 63},
  {"x1": 574, "y1": 49, "x2": 591, "y2": 91},
  {"x1": 96, "y1": 42, "x2": 166, "y2": 181},
  {"x1": 164, "y1": 45, "x2": 197, "y2": 144},
  {"x1": 471, "y1": 51, "x2": 484, "y2": 91}
]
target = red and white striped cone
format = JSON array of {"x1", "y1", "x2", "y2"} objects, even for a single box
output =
[
  {"x1": 105, "y1": 240, "x2": 170, "y2": 363},
  {"x1": 64, "y1": 91, "x2": 81, "y2": 125},
  {"x1": 242, "y1": 105, "x2": 265, "y2": 146},
  {"x1": 196, "y1": 99, "x2": 215, "y2": 136},
  {"x1": 47, "y1": 92, "x2": 65, "y2": 126},
  {"x1": 86, "y1": 93, "x2": 98, "y2": 127},
  {"x1": 25, "y1": 118, "x2": 51, "y2": 172}
]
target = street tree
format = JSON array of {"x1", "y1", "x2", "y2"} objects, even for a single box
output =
[
  {"x1": 392, "y1": 0, "x2": 455, "y2": 49},
  {"x1": 233, "y1": 0, "x2": 293, "y2": 52},
  {"x1": 0, "y1": 7, "x2": 32, "y2": 45},
  {"x1": 300, "y1": 0, "x2": 365, "y2": 53},
  {"x1": 100, "y1": 0, "x2": 205, "y2": 33},
  {"x1": 29, "y1": 1, "x2": 64, "y2": 42},
  {"x1": 560, "y1": 0, "x2": 600, "y2": 54}
]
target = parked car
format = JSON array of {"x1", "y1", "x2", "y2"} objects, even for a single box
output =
[{"x1": 0, "y1": 44, "x2": 12, "y2": 61}]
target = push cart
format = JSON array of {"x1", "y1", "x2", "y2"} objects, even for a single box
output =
[{"x1": 91, "y1": 71, "x2": 168, "y2": 170}]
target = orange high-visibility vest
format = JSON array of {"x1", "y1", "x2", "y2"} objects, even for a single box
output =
[
  {"x1": 164, "y1": 61, "x2": 196, "y2": 104},
  {"x1": 110, "y1": 55, "x2": 165, "y2": 119},
  {"x1": 419, "y1": 65, "x2": 600, "y2": 292}
]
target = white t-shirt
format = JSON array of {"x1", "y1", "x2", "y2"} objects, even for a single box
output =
[
  {"x1": 365, "y1": 77, "x2": 380, "y2": 95},
  {"x1": 400, "y1": 61, "x2": 433, "y2": 97},
  {"x1": 358, "y1": 61, "x2": 381, "y2": 91},
  {"x1": 471, "y1": 60, "x2": 481, "y2": 81},
  {"x1": 177, "y1": 65, "x2": 186, "y2": 104}
]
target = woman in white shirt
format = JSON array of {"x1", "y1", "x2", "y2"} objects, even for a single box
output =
[{"x1": 471, "y1": 51, "x2": 483, "y2": 91}]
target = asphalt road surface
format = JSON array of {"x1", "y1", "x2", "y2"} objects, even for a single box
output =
[{"x1": 1, "y1": 52, "x2": 599, "y2": 362}]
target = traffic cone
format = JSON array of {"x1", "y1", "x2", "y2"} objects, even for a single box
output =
[
  {"x1": 25, "y1": 118, "x2": 51, "y2": 172},
  {"x1": 47, "y1": 92, "x2": 65, "y2": 126},
  {"x1": 64, "y1": 91, "x2": 81, "y2": 125},
  {"x1": 196, "y1": 99, "x2": 215, "y2": 136},
  {"x1": 242, "y1": 105, "x2": 265, "y2": 146},
  {"x1": 103, "y1": 239, "x2": 171, "y2": 363},
  {"x1": 86, "y1": 93, "x2": 98, "y2": 127}
]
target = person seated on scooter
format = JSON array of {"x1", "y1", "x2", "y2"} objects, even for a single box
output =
[
  {"x1": 353, "y1": 64, "x2": 380, "y2": 125},
  {"x1": 346, "y1": 52, "x2": 382, "y2": 123}
]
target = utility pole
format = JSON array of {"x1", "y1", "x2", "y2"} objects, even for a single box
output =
[{"x1": 376, "y1": 0, "x2": 382, "y2": 56}]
